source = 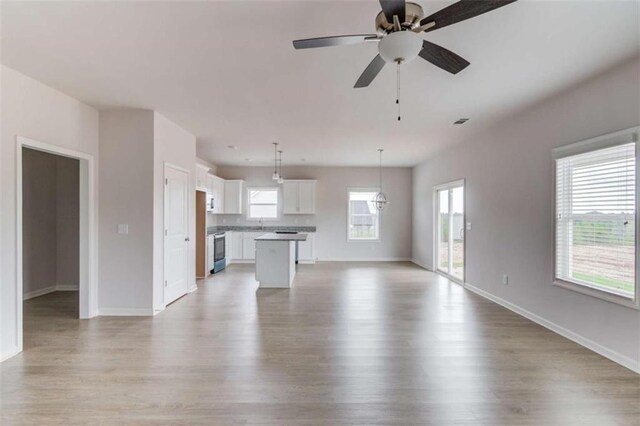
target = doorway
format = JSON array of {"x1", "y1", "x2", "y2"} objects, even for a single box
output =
[
  {"x1": 435, "y1": 180, "x2": 465, "y2": 283},
  {"x1": 16, "y1": 136, "x2": 97, "y2": 354}
]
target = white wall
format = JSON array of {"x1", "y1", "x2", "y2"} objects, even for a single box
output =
[
  {"x1": 216, "y1": 166, "x2": 413, "y2": 261},
  {"x1": 1, "y1": 66, "x2": 99, "y2": 360},
  {"x1": 412, "y1": 57, "x2": 640, "y2": 370},
  {"x1": 99, "y1": 111, "x2": 197, "y2": 314},
  {"x1": 153, "y1": 112, "x2": 197, "y2": 310},
  {"x1": 98, "y1": 110, "x2": 154, "y2": 313}
]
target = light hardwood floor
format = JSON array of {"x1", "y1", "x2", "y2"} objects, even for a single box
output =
[{"x1": 2, "y1": 262, "x2": 638, "y2": 425}]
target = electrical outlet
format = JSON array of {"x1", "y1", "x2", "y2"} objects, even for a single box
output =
[
  {"x1": 222, "y1": 218, "x2": 227, "y2": 224},
  {"x1": 117, "y1": 224, "x2": 129, "y2": 235},
  {"x1": 502, "y1": 274, "x2": 509, "y2": 285}
]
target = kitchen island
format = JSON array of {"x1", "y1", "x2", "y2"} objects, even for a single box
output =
[{"x1": 255, "y1": 233, "x2": 308, "y2": 288}]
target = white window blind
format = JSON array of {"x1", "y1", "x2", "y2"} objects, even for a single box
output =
[{"x1": 555, "y1": 142, "x2": 636, "y2": 299}]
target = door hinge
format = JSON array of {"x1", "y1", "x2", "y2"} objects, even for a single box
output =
[
  {"x1": 165, "y1": 229, "x2": 168, "y2": 236},
  {"x1": 165, "y1": 178, "x2": 168, "y2": 185},
  {"x1": 164, "y1": 280, "x2": 168, "y2": 287}
]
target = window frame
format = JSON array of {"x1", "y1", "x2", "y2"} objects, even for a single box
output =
[
  {"x1": 347, "y1": 188, "x2": 381, "y2": 242},
  {"x1": 552, "y1": 126, "x2": 639, "y2": 309},
  {"x1": 246, "y1": 187, "x2": 280, "y2": 221}
]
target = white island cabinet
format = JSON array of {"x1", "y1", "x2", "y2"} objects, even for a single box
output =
[{"x1": 255, "y1": 233, "x2": 307, "y2": 288}]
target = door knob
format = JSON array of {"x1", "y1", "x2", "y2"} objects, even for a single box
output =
[{"x1": 185, "y1": 237, "x2": 190, "y2": 242}]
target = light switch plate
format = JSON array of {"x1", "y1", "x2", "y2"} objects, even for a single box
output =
[
  {"x1": 117, "y1": 224, "x2": 129, "y2": 235},
  {"x1": 466, "y1": 222, "x2": 472, "y2": 231}
]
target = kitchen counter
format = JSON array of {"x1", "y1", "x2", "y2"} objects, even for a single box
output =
[
  {"x1": 255, "y1": 233, "x2": 308, "y2": 242},
  {"x1": 207, "y1": 225, "x2": 315, "y2": 235}
]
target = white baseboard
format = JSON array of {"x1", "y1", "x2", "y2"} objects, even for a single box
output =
[
  {"x1": 411, "y1": 258, "x2": 431, "y2": 270},
  {"x1": 1, "y1": 345, "x2": 21, "y2": 362},
  {"x1": 23, "y1": 286, "x2": 56, "y2": 300},
  {"x1": 189, "y1": 284, "x2": 198, "y2": 293},
  {"x1": 98, "y1": 308, "x2": 155, "y2": 316},
  {"x1": 55, "y1": 284, "x2": 79, "y2": 291},
  {"x1": 465, "y1": 282, "x2": 640, "y2": 374},
  {"x1": 23, "y1": 284, "x2": 80, "y2": 300},
  {"x1": 317, "y1": 258, "x2": 412, "y2": 262},
  {"x1": 228, "y1": 260, "x2": 255, "y2": 264}
]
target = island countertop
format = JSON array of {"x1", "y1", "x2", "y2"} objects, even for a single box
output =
[{"x1": 255, "y1": 233, "x2": 308, "y2": 241}]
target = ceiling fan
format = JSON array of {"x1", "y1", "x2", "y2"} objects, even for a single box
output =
[{"x1": 293, "y1": 0, "x2": 518, "y2": 88}]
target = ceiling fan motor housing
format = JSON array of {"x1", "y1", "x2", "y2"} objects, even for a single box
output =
[
  {"x1": 375, "y1": 2, "x2": 424, "y2": 34},
  {"x1": 378, "y1": 30, "x2": 423, "y2": 64}
]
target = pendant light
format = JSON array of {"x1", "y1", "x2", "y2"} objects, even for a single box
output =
[
  {"x1": 277, "y1": 150, "x2": 284, "y2": 184},
  {"x1": 271, "y1": 142, "x2": 280, "y2": 181},
  {"x1": 373, "y1": 148, "x2": 389, "y2": 211}
]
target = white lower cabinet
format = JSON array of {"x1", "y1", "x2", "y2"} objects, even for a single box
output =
[
  {"x1": 298, "y1": 233, "x2": 315, "y2": 263},
  {"x1": 225, "y1": 231, "x2": 315, "y2": 263},
  {"x1": 224, "y1": 232, "x2": 232, "y2": 261},
  {"x1": 207, "y1": 235, "x2": 215, "y2": 273},
  {"x1": 229, "y1": 232, "x2": 243, "y2": 261},
  {"x1": 242, "y1": 232, "x2": 262, "y2": 261}
]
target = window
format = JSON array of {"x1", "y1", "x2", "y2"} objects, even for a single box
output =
[
  {"x1": 247, "y1": 188, "x2": 278, "y2": 219},
  {"x1": 348, "y1": 190, "x2": 379, "y2": 240},
  {"x1": 555, "y1": 136, "x2": 637, "y2": 303}
]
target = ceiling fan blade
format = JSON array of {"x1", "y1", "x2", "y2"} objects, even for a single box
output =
[
  {"x1": 419, "y1": 40, "x2": 470, "y2": 74},
  {"x1": 293, "y1": 34, "x2": 378, "y2": 49},
  {"x1": 420, "y1": 0, "x2": 518, "y2": 33},
  {"x1": 380, "y1": 0, "x2": 406, "y2": 24},
  {"x1": 354, "y1": 55, "x2": 386, "y2": 88}
]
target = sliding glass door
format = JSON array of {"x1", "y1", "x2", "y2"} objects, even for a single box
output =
[{"x1": 436, "y1": 181, "x2": 465, "y2": 282}]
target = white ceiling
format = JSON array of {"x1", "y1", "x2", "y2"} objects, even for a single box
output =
[{"x1": 2, "y1": 1, "x2": 638, "y2": 167}]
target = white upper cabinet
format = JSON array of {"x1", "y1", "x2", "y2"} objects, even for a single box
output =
[
  {"x1": 196, "y1": 164, "x2": 209, "y2": 192},
  {"x1": 297, "y1": 181, "x2": 316, "y2": 214},
  {"x1": 283, "y1": 182, "x2": 298, "y2": 214},
  {"x1": 214, "y1": 177, "x2": 225, "y2": 214},
  {"x1": 206, "y1": 173, "x2": 215, "y2": 195},
  {"x1": 207, "y1": 174, "x2": 225, "y2": 214},
  {"x1": 283, "y1": 180, "x2": 316, "y2": 214},
  {"x1": 224, "y1": 180, "x2": 244, "y2": 214}
]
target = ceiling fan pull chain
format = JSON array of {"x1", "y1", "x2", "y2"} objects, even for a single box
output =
[{"x1": 396, "y1": 61, "x2": 401, "y2": 121}]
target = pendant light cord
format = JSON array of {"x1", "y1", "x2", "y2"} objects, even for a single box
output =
[
  {"x1": 273, "y1": 142, "x2": 278, "y2": 175},
  {"x1": 379, "y1": 149, "x2": 383, "y2": 192},
  {"x1": 396, "y1": 62, "x2": 401, "y2": 121}
]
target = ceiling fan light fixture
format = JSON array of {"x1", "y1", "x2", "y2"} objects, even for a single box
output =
[{"x1": 378, "y1": 30, "x2": 422, "y2": 64}]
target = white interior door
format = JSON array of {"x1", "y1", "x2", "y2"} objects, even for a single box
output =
[
  {"x1": 164, "y1": 165, "x2": 189, "y2": 305},
  {"x1": 436, "y1": 181, "x2": 465, "y2": 282}
]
